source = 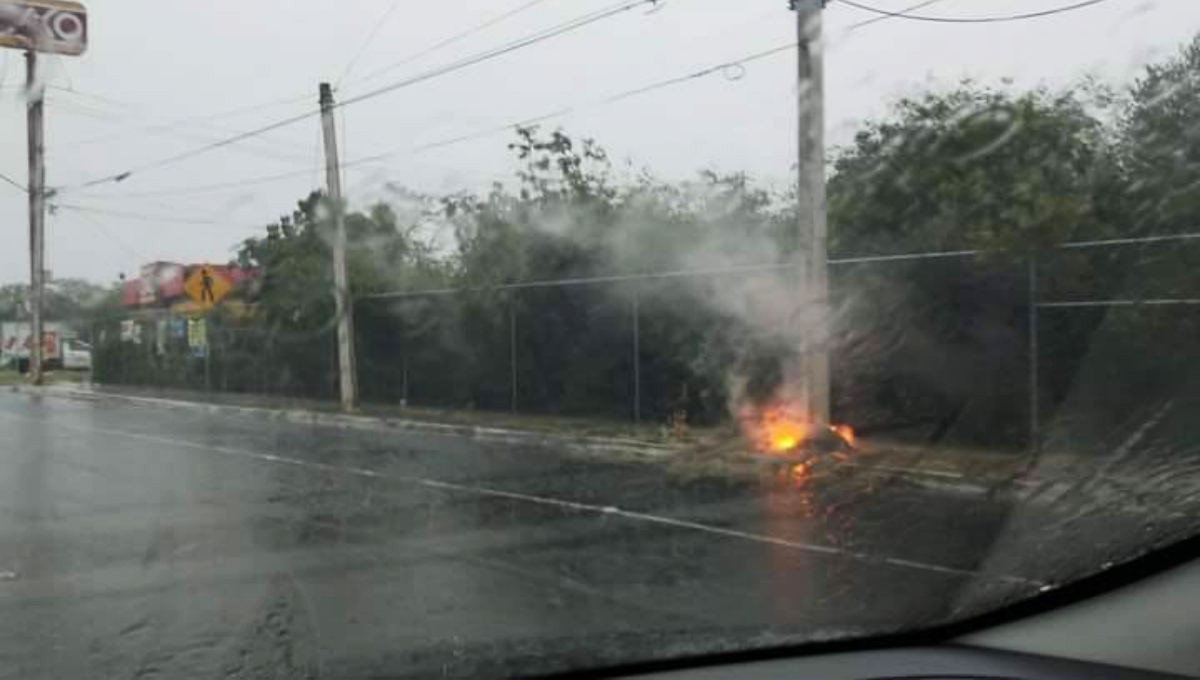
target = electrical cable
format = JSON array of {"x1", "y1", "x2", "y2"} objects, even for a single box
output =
[
  {"x1": 836, "y1": 0, "x2": 1118, "y2": 24},
  {"x1": 48, "y1": 96, "x2": 316, "y2": 165},
  {"x1": 335, "y1": 0, "x2": 408, "y2": 86},
  {"x1": 351, "y1": 0, "x2": 556, "y2": 86},
  {"x1": 70, "y1": 167, "x2": 337, "y2": 200},
  {"x1": 51, "y1": 92, "x2": 318, "y2": 153},
  {"x1": 337, "y1": 0, "x2": 660, "y2": 110},
  {"x1": 65, "y1": 109, "x2": 321, "y2": 190},
  {"x1": 845, "y1": 0, "x2": 945, "y2": 29},
  {"x1": 62, "y1": 206, "x2": 152, "y2": 263},
  {"x1": 68, "y1": 0, "x2": 942, "y2": 203},
  {"x1": 68, "y1": 39, "x2": 792, "y2": 201},
  {"x1": 71, "y1": 38, "x2": 790, "y2": 201},
  {"x1": 54, "y1": 203, "x2": 263, "y2": 229},
  {"x1": 57, "y1": 0, "x2": 661, "y2": 192},
  {"x1": 0, "y1": 169, "x2": 26, "y2": 193}
]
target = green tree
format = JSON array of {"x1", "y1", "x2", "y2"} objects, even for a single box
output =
[
  {"x1": 829, "y1": 82, "x2": 1116, "y2": 254},
  {"x1": 1122, "y1": 33, "x2": 1200, "y2": 236},
  {"x1": 824, "y1": 83, "x2": 1123, "y2": 444},
  {"x1": 0, "y1": 278, "x2": 113, "y2": 322}
]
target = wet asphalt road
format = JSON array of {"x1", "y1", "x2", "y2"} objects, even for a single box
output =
[{"x1": 0, "y1": 391, "x2": 1102, "y2": 678}]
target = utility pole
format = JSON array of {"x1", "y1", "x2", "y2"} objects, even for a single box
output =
[
  {"x1": 791, "y1": 0, "x2": 830, "y2": 425},
  {"x1": 319, "y1": 83, "x2": 358, "y2": 411},
  {"x1": 26, "y1": 50, "x2": 46, "y2": 386}
]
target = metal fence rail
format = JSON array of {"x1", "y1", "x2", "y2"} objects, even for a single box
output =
[
  {"x1": 93, "y1": 230, "x2": 1200, "y2": 449},
  {"x1": 354, "y1": 230, "x2": 1200, "y2": 448}
]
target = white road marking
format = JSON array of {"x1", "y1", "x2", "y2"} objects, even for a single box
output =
[
  {"x1": 842, "y1": 461, "x2": 965, "y2": 479},
  {"x1": 0, "y1": 407, "x2": 1041, "y2": 588}
]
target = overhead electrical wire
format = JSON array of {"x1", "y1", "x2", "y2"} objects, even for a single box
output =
[
  {"x1": 335, "y1": 0, "x2": 408, "y2": 86},
  {"x1": 0, "y1": 169, "x2": 25, "y2": 193},
  {"x1": 336, "y1": 0, "x2": 661, "y2": 110},
  {"x1": 46, "y1": 0, "x2": 557, "y2": 152},
  {"x1": 63, "y1": 207, "x2": 152, "y2": 263},
  {"x1": 72, "y1": 39, "x2": 796, "y2": 202},
  {"x1": 58, "y1": 0, "x2": 663, "y2": 193},
  {"x1": 68, "y1": 0, "x2": 947, "y2": 204},
  {"x1": 351, "y1": 0, "x2": 557, "y2": 86},
  {"x1": 845, "y1": 0, "x2": 946, "y2": 29},
  {"x1": 835, "y1": 0, "x2": 1118, "y2": 23},
  {"x1": 48, "y1": 96, "x2": 316, "y2": 165},
  {"x1": 63, "y1": 109, "x2": 323, "y2": 190},
  {"x1": 53, "y1": 203, "x2": 263, "y2": 229},
  {"x1": 45, "y1": 87, "x2": 315, "y2": 152}
]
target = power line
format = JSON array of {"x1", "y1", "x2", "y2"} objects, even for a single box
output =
[
  {"x1": 46, "y1": 84, "x2": 132, "y2": 109},
  {"x1": 58, "y1": 0, "x2": 662, "y2": 193},
  {"x1": 68, "y1": 165, "x2": 354, "y2": 200},
  {"x1": 68, "y1": 0, "x2": 934, "y2": 204},
  {"x1": 0, "y1": 169, "x2": 25, "y2": 193},
  {"x1": 337, "y1": 0, "x2": 662, "y2": 109},
  {"x1": 67, "y1": 38, "x2": 793, "y2": 202},
  {"x1": 351, "y1": 0, "x2": 556, "y2": 86},
  {"x1": 64, "y1": 109, "x2": 321, "y2": 190},
  {"x1": 336, "y1": 0, "x2": 408, "y2": 86},
  {"x1": 72, "y1": 37, "x2": 791, "y2": 202},
  {"x1": 51, "y1": 92, "x2": 318, "y2": 153},
  {"x1": 835, "y1": 0, "x2": 1118, "y2": 23},
  {"x1": 845, "y1": 0, "x2": 946, "y2": 29},
  {"x1": 47, "y1": 95, "x2": 316, "y2": 165},
  {"x1": 62, "y1": 206, "x2": 152, "y2": 263},
  {"x1": 53, "y1": 203, "x2": 263, "y2": 229}
]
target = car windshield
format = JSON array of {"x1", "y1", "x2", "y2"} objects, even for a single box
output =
[{"x1": 2, "y1": 0, "x2": 1199, "y2": 677}]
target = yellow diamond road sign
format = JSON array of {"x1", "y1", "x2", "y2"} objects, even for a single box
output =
[{"x1": 184, "y1": 266, "x2": 231, "y2": 312}]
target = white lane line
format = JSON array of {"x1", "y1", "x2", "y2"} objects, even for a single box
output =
[
  {"x1": 0, "y1": 410, "x2": 1041, "y2": 588},
  {"x1": 842, "y1": 461, "x2": 965, "y2": 479}
]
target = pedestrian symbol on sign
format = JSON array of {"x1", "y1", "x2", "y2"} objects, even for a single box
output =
[
  {"x1": 200, "y1": 267, "x2": 215, "y2": 304},
  {"x1": 184, "y1": 265, "x2": 231, "y2": 311}
]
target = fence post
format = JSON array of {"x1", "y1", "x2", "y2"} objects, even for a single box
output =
[
  {"x1": 1028, "y1": 253, "x2": 1040, "y2": 454},
  {"x1": 204, "y1": 329, "x2": 212, "y2": 398},
  {"x1": 510, "y1": 300, "x2": 517, "y2": 414},
  {"x1": 401, "y1": 354, "x2": 410, "y2": 407},
  {"x1": 632, "y1": 286, "x2": 641, "y2": 423}
]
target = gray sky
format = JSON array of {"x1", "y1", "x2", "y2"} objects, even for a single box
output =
[{"x1": 0, "y1": 0, "x2": 1197, "y2": 284}]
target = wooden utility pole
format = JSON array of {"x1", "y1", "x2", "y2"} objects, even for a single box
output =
[
  {"x1": 26, "y1": 50, "x2": 46, "y2": 386},
  {"x1": 319, "y1": 83, "x2": 358, "y2": 411},
  {"x1": 792, "y1": 0, "x2": 830, "y2": 424}
]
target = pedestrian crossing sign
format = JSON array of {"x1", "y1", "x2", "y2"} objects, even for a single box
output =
[{"x1": 184, "y1": 265, "x2": 231, "y2": 311}]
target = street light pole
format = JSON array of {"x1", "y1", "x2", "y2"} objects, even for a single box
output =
[{"x1": 791, "y1": 0, "x2": 830, "y2": 425}]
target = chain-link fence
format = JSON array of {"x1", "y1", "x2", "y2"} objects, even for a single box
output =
[{"x1": 93, "y1": 231, "x2": 1200, "y2": 451}]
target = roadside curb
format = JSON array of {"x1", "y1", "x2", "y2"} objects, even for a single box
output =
[
  {"x1": 10, "y1": 384, "x2": 681, "y2": 461},
  {"x1": 6, "y1": 384, "x2": 1033, "y2": 495}
]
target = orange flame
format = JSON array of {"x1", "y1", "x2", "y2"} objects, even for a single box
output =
[
  {"x1": 832, "y1": 424, "x2": 856, "y2": 447},
  {"x1": 740, "y1": 402, "x2": 857, "y2": 454},
  {"x1": 747, "y1": 405, "x2": 812, "y2": 453}
]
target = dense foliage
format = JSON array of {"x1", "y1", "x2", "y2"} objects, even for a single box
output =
[{"x1": 93, "y1": 33, "x2": 1200, "y2": 446}]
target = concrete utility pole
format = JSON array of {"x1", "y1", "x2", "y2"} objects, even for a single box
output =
[
  {"x1": 791, "y1": 0, "x2": 830, "y2": 425},
  {"x1": 26, "y1": 50, "x2": 46, "y2": 386},
  {"x1": 318, "y1": 83, "x2": 358, "y2": 411}
]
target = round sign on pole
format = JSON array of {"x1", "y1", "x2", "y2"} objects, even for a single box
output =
[{"x1": 0, "y1": 2, "x2": 88, "y2": 56}]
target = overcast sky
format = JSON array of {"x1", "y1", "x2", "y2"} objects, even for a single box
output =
[{"x1": 0, "y1": 0, "x2": 1196, "y2": 284}]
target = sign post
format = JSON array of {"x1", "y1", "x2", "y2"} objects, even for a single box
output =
[
  {"x1": 187, "y1": 317, "x2": 210, "y2": 394},
  {"x1": 1, "y1": 0, "x2": 88, "y2": 386},
  {"x1": 184, "y1": 266, "x2": 229, "y2": 396}
]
